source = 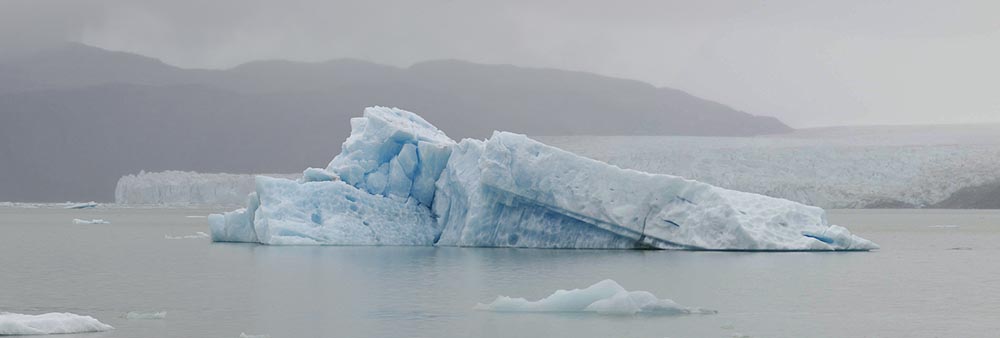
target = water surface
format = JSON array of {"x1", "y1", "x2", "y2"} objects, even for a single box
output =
[{"x1": 1, "y1": 207, "x2": 998, "y2": 337}]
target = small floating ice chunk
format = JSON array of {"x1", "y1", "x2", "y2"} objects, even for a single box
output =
[
  {"x1": 474, "y1": 279, "x2": 715, "y2": 315},
  {"x1": 72, "y1": 219, "x2": 110, "y2": 224},
  {"x1": 123, "y1": 311, "x2": 166, "y2": 319},
  {"x1": 65, "y1": 201, "x2": 98, "y2": 209},
  {"x1": 0, "y1": 312, "x2": 113, "y2": 335},
  {"x1": 185, "y1": 215, "x2": 207, "y2": 219},
  {"x1": 165, "y1": 232, "x2": 210, "y2": 240},
  {"x1": 240, "y1": 333, "x2": 271, "y2": 338}
]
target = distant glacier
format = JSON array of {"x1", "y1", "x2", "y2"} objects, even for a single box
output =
[
  {"x1": 115, "y1": 171, "x2": 298, "y2": 206},
  {"x1": 116, "y1": 124, "x2": 1000, "y2": 209},
  {"x1": 539, "y1": 124, "x2": 1000, "y2": 209}
]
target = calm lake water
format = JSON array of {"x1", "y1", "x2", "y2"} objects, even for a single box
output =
[{"x1": 2, "y1": 207, "x2": 999, "y2": 338}]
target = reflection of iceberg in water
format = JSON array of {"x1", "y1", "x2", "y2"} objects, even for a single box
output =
[
  {"x1": 475, "y1": 279, "x2": 716, "y2": 315},
  {"x1": 210, "y1": 107, "x2": 877, "y2": 251}
]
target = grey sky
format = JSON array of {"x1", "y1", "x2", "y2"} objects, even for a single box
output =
[{"x1": 4, "y1": 0, "x2": 999, "y2": 127}]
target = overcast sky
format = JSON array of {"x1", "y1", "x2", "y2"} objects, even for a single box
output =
[{"x1": 4, "y1": 0, "x2": 999, "y2": 127}]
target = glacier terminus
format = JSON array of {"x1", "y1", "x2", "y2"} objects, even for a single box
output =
[{"x1": 209, "y1": 107, "x2": 878, "y2": 251}]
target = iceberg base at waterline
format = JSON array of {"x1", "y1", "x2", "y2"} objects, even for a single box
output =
[{"x1": 209, "y1": 106, "x2": 877, "y2": 251}]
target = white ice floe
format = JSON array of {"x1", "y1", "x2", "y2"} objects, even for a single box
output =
[
  {"x1": 64, "y1": 201, "x2": 98, "y2": 209},
  {"x1": 123, "y1": 311, "x2": 166, "y2": 319},
  {"x1": 209, "y1": 107, "x2": 877, "y2": 251},
  {"x1": 474, "y1": 279, "x2": 715, "y2": 315},
  {"x1": 72, "y1": 219, "x2": 110, "y2": 224},
  {"x1": 239, "y1": 333, "x2": 271, "y2": 338},
  {"x1": 185, "y1": 215, "x2": 207, "y2": 218},
  {"x1": 0, "y1": 312, "x2": 113, "y2": 335},
  {"x1": 165, "y1": 232, "x2": 210, "y2": 240}
]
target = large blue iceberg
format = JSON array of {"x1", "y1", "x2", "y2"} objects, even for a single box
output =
[{"x1": 209, "y1": 107, "x2": 878, "y2": 250}]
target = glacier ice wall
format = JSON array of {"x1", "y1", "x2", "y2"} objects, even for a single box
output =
[
  {"x1": 209, "y1": 106, "x2": 877, "y2": 250},
  {"x1": 116, "y1": 171, "x2": 298, "y2": 206},
  {"x1": 538, "y1": 132, "x2": 1000, "y2": 209}
]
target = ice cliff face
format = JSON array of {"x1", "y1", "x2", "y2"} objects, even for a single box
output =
[{"x1": 209, "y1": 107, "x2": 878, "y2": 251}]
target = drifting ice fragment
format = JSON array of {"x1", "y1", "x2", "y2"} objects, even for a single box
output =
[
  {"x1": 65, "y1": 201, "x2": 98, "y2": 209},
  {"x1": 0, "y1": 312, "x2": 113, "y2": 335},
  {"x1": 165, "y1": 232, "x2": 210, "y2": 240},
  {"x1": 239, "y1": 333, "x2": 271, "y2": 338},
  {"x1": 73, "y1": 218, "x2": 110, "y2": 224},
  {"x1": 123, "y1": 311, "x2": 166, "y2": 319},
  {"x1": 209, "y1": 107, "x2": 877, "y2": 251},
  {"x1": 474, "y1": 279, "x2": 716, "y2": 315}
]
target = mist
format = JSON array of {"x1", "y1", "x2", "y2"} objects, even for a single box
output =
[{"x1": 3, "y1": 0, "x2": 999, "y2": 127}]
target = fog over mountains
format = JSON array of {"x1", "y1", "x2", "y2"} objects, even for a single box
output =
[{"x1": 0, "y1": 43, "x2": 790, "y2": 202}]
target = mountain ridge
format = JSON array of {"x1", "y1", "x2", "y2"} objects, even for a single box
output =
[{"x1": 0, "y1": 42, "x2": 793, "y2": 202}]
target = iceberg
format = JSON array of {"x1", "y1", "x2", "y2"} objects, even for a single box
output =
[
  {"x1": 474, "y1": 279, "x2": 715, "y2": 315},
  {"x1": 209, "y1": 106, "x2": 877, "y2": 251},
  {"x1": 0, "y1": 312, "x2": 113, "y2": 335}
]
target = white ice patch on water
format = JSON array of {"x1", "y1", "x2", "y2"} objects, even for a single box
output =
[
  {"x1": 474, "y1": 279, "x2": 716, "y2": 315},
  {"x1": 239, "y1": 333, "x2": 271, "y2": 338},
  {"x1": 0, "y1": 202, "x2": 42, "y2": 208},
  {"x1": 72, "y1": 219, "x2": 110, "y2": 224},
  {"x1": 0, "y1": 312, "x2": 113, "y2": 335},
  {"x1": 185, "y1": 215, "x2": 207, "y2": 219},
  {"x1": 123, "y1": 311, "x2": 166, "y2": 319},
  {"x1": 165, "y1": 232, "x2": 210, "y2": 240}
]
